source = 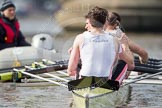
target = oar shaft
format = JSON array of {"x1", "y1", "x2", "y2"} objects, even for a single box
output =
[
  {"x1": 25, "y1": 64, "x2": 69, "y2": 82},
  {"x1": 123, "y1": 71, "x2": 162, "y2": 86},
  {"x1": 128, "y1": 73, "x2": 149, "y2": 79},
  {"x1": 44, "y1": 73, "x2": 69, "y2": 82},
  {"x1": 56, "y1": 71, "x2": 69, "y2": 76},
  {"x1": 14, "y1": 69, "x2": 68, "y2": 88}
]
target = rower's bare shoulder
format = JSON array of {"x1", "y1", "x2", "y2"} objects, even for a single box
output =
[
  {"x1": 73, "y1": 33, "x2": 84, "y2": 47},
  {"x1": 75, "y1": 33, "x2": 84, "y2": 42},
  {"x1": 76, "y1": 33, "x2": 83, "y2": 39}
]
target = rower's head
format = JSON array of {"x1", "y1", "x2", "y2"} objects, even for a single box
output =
[
  {"x1": 85, "y1": 6, "x2": 108, "y2": 32},
  {"x1": 1, "y1": 0, "x2": 16, "y2": 20},
  {"x1": 108, "y1": 12, "x2": 121, "y2": 26},
  {"x1": 105, "y1": 12, "x2": 121, "y2": 30}
]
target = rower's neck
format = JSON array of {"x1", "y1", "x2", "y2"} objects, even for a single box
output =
[
  {"x1": 106, "y1": 25, "x2": 116, "y2": 32},
  {"x1": 91, "y1": 28, "x2": 104, "y2": 35}
]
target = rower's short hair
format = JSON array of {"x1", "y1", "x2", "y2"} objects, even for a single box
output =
[
  {"x1": 107, "y1": 12, "x2": 121, "y2": 26},
  {"x1": 85, "y1": 6, "x2": 108, "y2": 28}
]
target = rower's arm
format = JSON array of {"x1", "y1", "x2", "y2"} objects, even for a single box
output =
[
  {"x1": 67, "y1": 34, "x2": 82, "y2": 76},
  {"x1": 113, "y1": 37, "x2": 120, "y2": 65},
  {"x1": 114, "y1": 35, "x2": 134, "y2": 69},
  {"x1": 128, "y1": 39, "x2": 148, "y2": 63},
  {"x1": 120, "y1": 43, "x2": 134, "y2": 70}
]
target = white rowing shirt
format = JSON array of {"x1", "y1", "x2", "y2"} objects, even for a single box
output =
[
  {"x1": 106, "y1": 27, "x2": 123, "y2": 39},
  {"x1": 80, "y1": 31, "x2": 119, "y2": 77}
]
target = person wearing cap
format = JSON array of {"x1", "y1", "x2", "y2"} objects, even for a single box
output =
[{"x1": 0, "y1": 0, "x2": 30, "y2": 50}]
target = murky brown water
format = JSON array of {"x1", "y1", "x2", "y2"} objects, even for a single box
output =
[
  {"x1": 0, "y1": 32, "x2": 162, "y2": 108},
  {"x1": 0, "y1": 84, "x2": 72, "y2": 108},
  {"x1": 127, "y1": 84, "x2": 162, "y2": 108}
]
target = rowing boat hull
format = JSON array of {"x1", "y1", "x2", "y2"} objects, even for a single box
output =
[{"x1": 72, "y1": 85, "x2": 130, "y2": 108}]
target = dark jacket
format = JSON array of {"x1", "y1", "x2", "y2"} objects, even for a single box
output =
[{"x1": 0, "y1": 15, "x2": 30, "y2": 50}]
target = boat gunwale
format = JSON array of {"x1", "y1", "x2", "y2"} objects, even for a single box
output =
[
  {"x1": 72, "y1": 84, "x2": 129, "y2": 99},
  {"x1": 72, "y1": 87, "x2": 116, "y2": 99}
]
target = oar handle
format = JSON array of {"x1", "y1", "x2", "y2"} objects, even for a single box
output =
[
  {"x1": 135, "y1": 62, "x2": 162, "y2": 69},
  {"x1": 134, "y1": 56, "x2": 162, "y2": 62},
  {"x1": 135, "y1": 61, "x2": 162, "y2": 66}
]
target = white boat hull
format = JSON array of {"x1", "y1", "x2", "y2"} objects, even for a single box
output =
[{"x1": 0, "y1": 46, "x2": 68, "y2": 69}]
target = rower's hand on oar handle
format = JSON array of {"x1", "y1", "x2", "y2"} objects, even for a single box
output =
[
  {"x1": 139, "y1": 56, "x2": 148, "y2": 64},
  {"x1": 137, "y1": 56, "x2": 148, "y2": 75},
  {"x1": 139, "y1": 56, "x2": 144, "y2": 64}
]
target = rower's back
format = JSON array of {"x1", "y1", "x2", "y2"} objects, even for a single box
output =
[
  {"x1": 80, "y1": 31, "x2": 117, "y2": 78},
  {"x1": 68, "y1": 6, "x2": 121, "y2": 78}
]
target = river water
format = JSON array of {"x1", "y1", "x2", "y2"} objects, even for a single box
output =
[{"x1": 0, "y1": 32, "x2": 162, "y2": 108}]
